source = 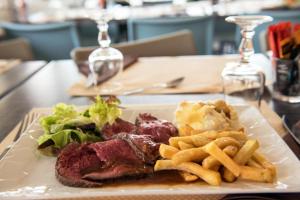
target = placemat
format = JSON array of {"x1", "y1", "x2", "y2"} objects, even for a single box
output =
[
  {"x1": 0, "y1": 59, "x2": 21, "y2": 75},
  {"x1": 68, "y1": 56, "x2": 240, "y2": 96},
  {"x1": 0, "y1": 101, "x2": 287, "y2": 200}
]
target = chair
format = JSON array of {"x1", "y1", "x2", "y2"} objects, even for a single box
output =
[
  {"x1": 127, "y1": 16, "x2": 214, "y2": 55},
  {"x1": 0, "y1": 38, "x2": 34, "y2": 60},
  {"x1": 71, "y1": 30, "x2": 197, "y2": 66},
  {"x1": 234, "y1": 10, "x2": 300, "y2": 53},
  {"x1": 1, "y1": 22, "x2": 80, "y2": 61}
]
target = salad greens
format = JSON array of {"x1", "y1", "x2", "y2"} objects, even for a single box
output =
[{"x1": 37, "y1": 96, "x2": 122, "y2": 154}]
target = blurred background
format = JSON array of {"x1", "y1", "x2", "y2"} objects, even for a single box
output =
[{"x1": 0, "y1": 0, "x2": 299, "y2": 61}]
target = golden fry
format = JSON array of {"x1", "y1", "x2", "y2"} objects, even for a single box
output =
[
  {"x1": 253, "y1": 152, "x2": 277, "y2": 179},
  {"x1": 214, "y1": 137, "x2": 241, "y2": 149},
  {"x1": 223, "y1": 146, "x2": 239, "y2": 157},
  {"x1": 178, "y1": 141, "x2": 194, "y2": 150},
  {"x1": 159, "y1": 144, "x2": 179, "y2": 159},
  {"x1": 239, "y1": 166, "x2": 273, "y2": 183},
  {"x1": 172, "y1": 147, "x2": 208, "y2": 165},
  {"x1": 179, "y1": 171, "x2": 198, "y2": 182},
  {"x1": 169, "y1": 136, "x2": 193, "y2": 148},
  {"x1": 203, "y1": 142, "x2": 240, "y2": 177},
  {"x1": 202, "y1": 156, "x2": 220, "y2": 170},
  {"x1": 223, "y1": 139, "x2": 259, "y2": 182},
  {"x1": 247, "y1": 158, "x2": 263, "y2": 169},
  {"x1": 202, "y1": 146, "x2": 238, "y2": 170},
  {"x1": 169, "y1": 133, "x2": 214, "y2": 148},
  {"x1": 154, "y1": 160, "x2": 221, "y2": 186},
  {"x1": 234, "y1": 140, "x2": 259, "y2": 165}
]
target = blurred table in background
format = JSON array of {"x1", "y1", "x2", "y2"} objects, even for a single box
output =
[{"x1": 0, "y1": 60, "x2": 46, "y2": 99}]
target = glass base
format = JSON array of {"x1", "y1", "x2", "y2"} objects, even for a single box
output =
[{"x1": 222, "y1": 62, "x2": 264, "y2": 104}]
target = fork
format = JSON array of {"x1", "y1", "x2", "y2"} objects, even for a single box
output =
[{"x1": 0, "y1": 112, "x2": 40, "y2": 160}]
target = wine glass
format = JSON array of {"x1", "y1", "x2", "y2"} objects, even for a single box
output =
[
  {"x1": 222, "y1": 15, "x2": 273, "y2": 106},
  {"x1": 88, "y1": 10, "x2": 124, "y2": 93}
]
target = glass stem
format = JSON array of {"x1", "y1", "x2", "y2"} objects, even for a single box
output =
[
  {"x1": 239, "y1": 29, "x2": 255, "y2": 64},
  {"x1": 97, "y1": 22, "x2": 111, "y2": 48}
]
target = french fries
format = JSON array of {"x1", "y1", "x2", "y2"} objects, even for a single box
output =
[
  {"x1": 159, "y1": 144, "x2": 179, "y2": 159},
  {"x1": 239, "y1": 166, "x2": 273, "y2": 183},
  {"x1": 154, "y1": 160, "x2": 221, "y2": 186},
  {"x1": 178, "y1": 141, "x2": 194, "y2": 150},
  {"x1": 202, "y1": 146, "x2": 238, "y2": 170},
  {"x1": 172, "y1": 147, "x2": 208, "y2": 164},
  {"x1": 155, "y1": 100, "x2": 277, "y2": 186},
  {"x1": 223, "y1": 139, "x2": 259, "y2": 182},
  {"x1": 203, "y1": 142, "x2": 240, "y2": 177}
]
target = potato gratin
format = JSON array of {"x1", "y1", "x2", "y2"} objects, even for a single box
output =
[{"x1": 154, "y1": 100, "x2": 277, "y2": 186}]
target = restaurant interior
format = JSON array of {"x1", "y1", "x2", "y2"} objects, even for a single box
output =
[{"x1": 0, "y1": 0, "x2": 300, "y2": 199}]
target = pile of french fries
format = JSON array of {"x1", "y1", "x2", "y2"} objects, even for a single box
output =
[{"x1": 154, "y1": 101, "x2": 277, "y2": 186}]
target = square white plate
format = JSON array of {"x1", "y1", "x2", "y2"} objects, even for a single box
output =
[{"x1": 0, "y1": 104, "x2": 300, "y2": 200}]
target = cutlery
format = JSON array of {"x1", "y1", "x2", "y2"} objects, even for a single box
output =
[
  {"x1": 282, "y1": 115, "x2": 300, "y2": 145},
  {"x1": 122, "y1": 76, "x2": 185, "y2": 95},
  {"x1": 0, "y1": 112, "x2": 40, "y2": 160}
]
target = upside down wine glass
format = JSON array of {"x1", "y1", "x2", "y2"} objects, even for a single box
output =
[
  {"x1": 88, "y1": 11, "x2": 123, "y2": 93},
  {"x1": 222, "y1": 15, "x2": 273, "y2": 106}
]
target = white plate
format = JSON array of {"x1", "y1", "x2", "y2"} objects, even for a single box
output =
[{"x1": 0, "y1": 104, "x2": 300, "y2": 200}]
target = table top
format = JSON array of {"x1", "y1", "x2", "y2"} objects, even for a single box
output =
[
  {"x1": 0, "y1": 56, "x2": 299, "y2": 198},
  {"x1": 0, "y1": 60, "x2": 46, "y2": 99}
]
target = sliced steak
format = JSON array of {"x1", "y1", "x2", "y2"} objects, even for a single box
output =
[
  {"x1": 56, "y1": 138, "x2": 155, "y2": 187},
  {"x1": 114, "y1": 132, "x2": 160, "y2": 165},
  {"x1": 101, "y1": 118, "x2": 136, "y2": 140},
  {"x1": 56, "y1": 114, "x2": 177, "y2": 187},
  {"x1": 136, "y1": 113, "x2": 178, "y2": 144},
  {"x1": 83, "y1": 139, "x2": 153, "y2": 181},
  {"x1": 55, "y1": 143, "x2": 103, "y2": 187}
]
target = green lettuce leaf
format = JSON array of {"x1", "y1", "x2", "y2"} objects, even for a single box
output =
[
  {"x1": 37, "y1": 129, "x2": 100, "y2": 149},
  {"x1": 88, "y1": 96, "x2": 122, "y2": 128},
  {"x1": 37, "y1": 96, "x2": 122, "y2": 155}
]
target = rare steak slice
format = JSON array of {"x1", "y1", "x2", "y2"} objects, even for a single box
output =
[
  {"x1": 114, "y1": 132, "x2": 160, "y2": 165},
  {"x1": 83, "y1": 139, "x2": 153, "y2": 181},
  {"x1": 55, "y1": 143, "x2": 102, "y2": 187},
  {"x1": 136, "y1": 113, "x2": 178, "y2": 144},
  {"x1": 101, "y1": 118, "x2": 136, "y2": 140}
]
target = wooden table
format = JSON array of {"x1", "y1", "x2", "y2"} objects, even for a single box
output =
[
  {"x1": 0, "y1": 60, "x2": 46, "y2": 99},
  {"x1": 0, "y1": 57, "x2": 299, "y2": 199}
]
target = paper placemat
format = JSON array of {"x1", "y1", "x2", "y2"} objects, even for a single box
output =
[
  {"x1": 0, "y1": 59, "x2": 21, "y2": 75},
  {"x1": 0, "y1": 101, "x2": 287, "y2": 200},
  {"x1": 68, "y1": 56, "x2": 241, "y2": 96}
]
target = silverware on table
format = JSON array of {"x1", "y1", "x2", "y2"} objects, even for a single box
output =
[
  {"x1": 282, "y1": 115, "x2": 300, "y2": 145},
  {"x1": 122, "y1": 76, "x2": 185, "y2": 95},
  {"x1": 0, "y1": 112, "x2": 40, "y2": 160}
]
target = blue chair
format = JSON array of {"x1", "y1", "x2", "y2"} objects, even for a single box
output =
[
  {"x1": 127, "y1": 16, "x2": 214, "y2": 55},
  {"x1": 0, "y1": 22, "x2": 80, "y2": 61},
  {"x1": 234, "y1": 11, "x2": 300, "y2": 53}
]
